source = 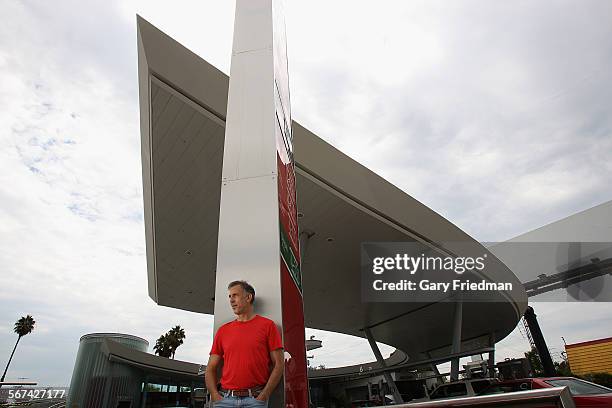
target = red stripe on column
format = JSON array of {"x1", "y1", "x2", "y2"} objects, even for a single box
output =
[{"x1": 281, "y1": 260, "x2": 308, "y2": 408}]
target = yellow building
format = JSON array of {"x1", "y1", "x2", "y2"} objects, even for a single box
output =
[{"x1": 565, "y1": 337, "x2": 612, "y2": 376}]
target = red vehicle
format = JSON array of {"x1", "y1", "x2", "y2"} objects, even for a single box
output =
[{"x1": 481, "y1": 377, "x2": 612, "y2": 407}]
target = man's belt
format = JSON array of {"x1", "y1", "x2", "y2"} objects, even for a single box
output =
[{"x1": 221, "y1": 386, "x2": 264, "y2": 397}]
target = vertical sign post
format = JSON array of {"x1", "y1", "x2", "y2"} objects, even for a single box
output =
[{"x1": 214, "y1": 1, "x2": 308, "y2": 407}]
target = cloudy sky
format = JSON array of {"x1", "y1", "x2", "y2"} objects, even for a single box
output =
[{"x1": 1, "y1": 0, "x2": 611, "y2": 386}]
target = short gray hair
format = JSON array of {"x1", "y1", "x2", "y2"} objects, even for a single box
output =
[{"x1": 228, "y1": 280, "x2": 255, "y2": 304}]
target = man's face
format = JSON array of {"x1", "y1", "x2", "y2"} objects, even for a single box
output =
[{"x1": 228, "y1": 285, "x2": 252, "y2": 315}]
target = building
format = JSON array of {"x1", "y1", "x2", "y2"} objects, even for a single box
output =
[
  {"x1": 565, "y1": 337, "x2": 612, "y2": 376},
  {"x1": 66, "y1": 333, "x2": 203, "y2": 408}
]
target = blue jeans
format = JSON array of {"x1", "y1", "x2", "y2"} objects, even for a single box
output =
[{"x1": 213, "y1": 393, "x2": 268, "y2": 408}]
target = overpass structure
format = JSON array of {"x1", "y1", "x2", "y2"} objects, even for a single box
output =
[
  {"x1": 490, "y1": 200, "x2": 612, "y2": 301},
  {"x1": 136, "y1": 9, "x2": 527, "y2": 401}
]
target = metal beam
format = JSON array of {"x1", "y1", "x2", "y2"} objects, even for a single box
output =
[
  {"x1": 425, "y1": 352, "x2": 442, "y2": 384},
  {"x1": 488, "y1": 350, "x2": 495, "y2": 378},
  {"x1": 524, "y1": 257, "x2": 612, "y2": 297},
  {"x1": 364, "y1": 328, "x2": 404, "y2": 404},
  {"x1": 523, "y1": 306, "x2": 556, "y2": 376},
  {"x1": 450, "y1": 300, "x2": 463, "y2": 381},
  {"x1": 487, "y1": 333, "x2": 496, "y2": 378}
]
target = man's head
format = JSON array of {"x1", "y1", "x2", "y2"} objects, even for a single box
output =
[{"x1": 227, "y1": 280, "x2": 255, "y2": 315}]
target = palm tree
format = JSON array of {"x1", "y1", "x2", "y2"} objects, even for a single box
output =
[
  {"x1": 167, "y1": 325, "x2": 186, "y2": 359},
  {"x1": 1, "y1": 315, "x2": 35, "y2": 385},
  {"x1": 153, "y1": 326, "x2": 186, "y2": 359},
  {"x1": 153, "y1": 334, "x2": 172, "y2": 358}
]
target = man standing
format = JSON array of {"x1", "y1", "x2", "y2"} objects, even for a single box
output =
[{"x1": 206, "y1": 281, "x2": 284, "y2": 407}]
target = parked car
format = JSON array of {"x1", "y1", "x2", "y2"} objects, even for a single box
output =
[
  {"x1": 425, "y1": 378, "x2": 499, "y2": 401},
  {"x1": 350, "y1": 398, "x2": 380, "y2": 407},
  {"x1": 190, "y1": 388, "x2": 207, "y2": 407},
  {"x1": 479, "y1": 377, "x2": 612, "y2": 407},
  {"x1": 350, "y1": 395, "x2": 394, "y2": 407}
]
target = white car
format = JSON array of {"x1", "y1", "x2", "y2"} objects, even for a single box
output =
[{"x1": 411, "y1": 378, "x2": 498, "y2": 403}]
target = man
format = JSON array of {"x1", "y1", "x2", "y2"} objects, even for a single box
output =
[{"x1": 206, "y1": 281, "x2": 284, "y2": 407}]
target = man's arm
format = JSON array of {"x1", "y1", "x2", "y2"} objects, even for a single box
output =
[
  {"x1": 205, "y1": 354, "x2": 223, "y2": 402},
  {"x1": 256, "y1": 349, "x2": 284, "y2": 401}
]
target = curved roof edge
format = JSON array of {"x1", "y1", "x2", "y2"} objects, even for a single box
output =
[
  {"x1": 101, "y1": 338, "x2": 202, "y2": 379},
  {"x1": 80, "y1": 332, "x2": 149, "y2": 345}
]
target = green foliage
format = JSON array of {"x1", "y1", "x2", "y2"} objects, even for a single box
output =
[
  {"x1": 167, "y1": 325, "x2": 186, "y2": 359},
  {"x1": 153, "y1": 334, "x2": 173, "y2": 358},
  {"x1": 525, "y1": 348, "x2": 576, "y2": 377},
  {"x1": 2, "y1": 315, "x2": 36, "y2": 383},
  {"x1": 153, "y1": 325, "x2": 186, "y2": 359},
  {"x1": 14, "y1": 315, "x2": 35, "y2": 337},
  {"x1": 524, "y1": 347, "x2": 544, "y2": 376},
  {"x1": 554, "y1": 360, "x2": 572, "y2": 376},
  {"x1": 580, "y1": 372, "x2": 612, "y2": 388}
]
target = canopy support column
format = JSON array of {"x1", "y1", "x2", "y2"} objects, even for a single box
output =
[
  {"x1": 450, "y1": 299, "x2": 463, "y2": 381},
  {"x1": 364, "y1": 328, "x2": 403, "y2": 404},
  {"x1": 487, "y1": 333, "x2": 496, "y2": 378},
  {"x1": 524, "y1": 306, "x2": 556, "y2": 376},
  {"x1": 488, "y1": 349, "x2": 496, "y2": 378}
]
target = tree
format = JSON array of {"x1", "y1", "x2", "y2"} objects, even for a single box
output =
[
  {"x1": 153, "y1": 334, "x2": 172, "y2": 358},
  {"x1": 581, "y1": 372, "x2": 612, "y2": 388},
  {"x1": 167, "y1": 325, "x2": 186, "y2": 359},
  {"x1": 525, "y1": 347, "x2": 544, "y2": 377},
  {"x1": 554, "y1": 360, "x2": 572, "y2": 377},
  {"x1": 1, "y1": 315, "x2": 36, "y2": 385},
  {"x1": 153, "y1": 325, "x2": 186, "y2": 359}
]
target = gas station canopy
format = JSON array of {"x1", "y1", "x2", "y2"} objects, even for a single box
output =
[{"x1": 137, "y1": 16, "x2": 527, "y2": 366}]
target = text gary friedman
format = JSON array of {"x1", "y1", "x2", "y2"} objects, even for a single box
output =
[{"x1": 372, "y1": 279, "x2": 513, "y2": 292}]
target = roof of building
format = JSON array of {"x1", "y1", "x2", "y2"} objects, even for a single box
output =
[
  {"x1": 101, "y1": 338, "x2": 203, "y2": 381},
  {"x1": 565, "y1": 337, "x2": 612, "y2": 349},
  {"x1": 80, "y1": 333, "x2": 149, "y2": 344}
]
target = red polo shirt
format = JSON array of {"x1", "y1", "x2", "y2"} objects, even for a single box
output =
[{"x1": 210, "y1": 315, "x2": 283, "y2": 389}]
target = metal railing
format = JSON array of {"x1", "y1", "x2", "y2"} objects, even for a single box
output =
[{"x1": 387, "y1": 387, "x2": 575, "y2": 408}]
